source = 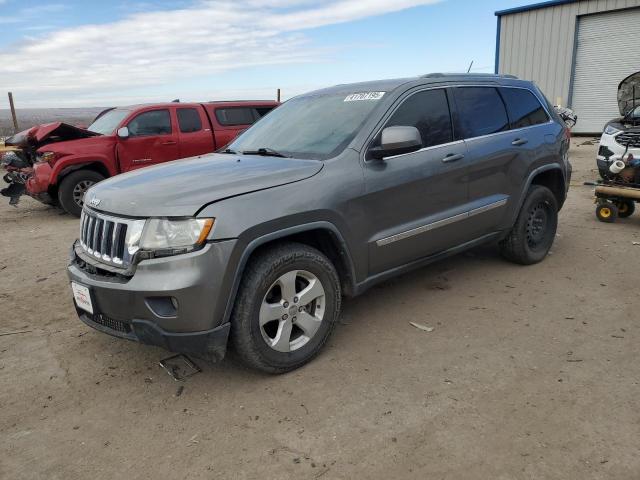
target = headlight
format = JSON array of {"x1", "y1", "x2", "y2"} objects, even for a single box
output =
[
  {"x1": 139, "y1": 218, "x2": 215, "y2": 251},
  {"x1": 604, "y1": 125, "x2": 622, "y2": 136},
  {"x1": 36, "y1": 151, "x2": 58, "y2": 163}
]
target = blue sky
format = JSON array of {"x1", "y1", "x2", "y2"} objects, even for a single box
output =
[{"x1": 0, "y1": 0, "x2": 530, "y2": 107}]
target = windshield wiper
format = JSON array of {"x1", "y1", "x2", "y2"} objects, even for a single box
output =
[
  {"x1": 219, "y1": 148, "x2": 237, "y2": 154},
  {"x1": 241, "y1": 147, "x2": 288, "y2": 158}
]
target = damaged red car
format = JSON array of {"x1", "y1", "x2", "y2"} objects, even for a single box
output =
[{"x1": 1, "y1": 100, "x2": 278, "y2": 216}]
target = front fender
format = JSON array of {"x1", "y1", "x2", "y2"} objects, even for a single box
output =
[{"x1": 50, "y1": 155, "x2": 117, "y2": 185}]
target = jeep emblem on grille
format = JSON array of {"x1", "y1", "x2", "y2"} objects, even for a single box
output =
[{"x1": 88, "y1": 196, "x2": 101, "y2": 207}]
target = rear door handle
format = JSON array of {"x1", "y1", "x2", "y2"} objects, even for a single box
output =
[
  {"x1": 161, "y1": 140, "x2": 177, "y2": 145},
  {"x1": 512, "y1": 138, "x2": 528, "y2": 146},
  {"x1": 442, "y1": 153, "x2": 465, "y2": 163}
]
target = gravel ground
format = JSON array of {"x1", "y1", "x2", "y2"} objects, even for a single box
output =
[{"x1": 1, "y1": 139, "x2": 639, "y2": 479}]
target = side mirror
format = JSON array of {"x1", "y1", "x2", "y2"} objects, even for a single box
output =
[
  {"x1": 370, "y1": 126, "x2": 422, "y2": 159},
  {"x1": 116, "y1": 126, "x2": 129, "y2": 139}
]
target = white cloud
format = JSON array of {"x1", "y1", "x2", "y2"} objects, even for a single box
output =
[{"x1": 0, "y1": 0, "x2": 440, "y2": 106}]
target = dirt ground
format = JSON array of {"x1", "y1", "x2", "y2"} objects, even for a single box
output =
[{"x1": 1, "y1": 139, "x2": 639, "y2": 480}]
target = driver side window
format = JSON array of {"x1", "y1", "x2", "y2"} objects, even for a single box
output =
[
  {"x1": 128, "y1": 109, "x2": 172, "y2": 137},
  {"x1": 381, "y1": 89, "x2": 453, "y2": 148}
]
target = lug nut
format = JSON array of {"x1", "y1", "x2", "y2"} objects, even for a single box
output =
[
  {"x1": 282, "y1": 314, "x2": 288, "y2": 320},
  {"x1": 293, "y1": 297, "x2": 299, "y2": 303},
  {"x1": 283, "y1": 302, "x2": 289, "y2": 308},
  {"x1": 298, "y1": 306, "x2": 304, "y2": 312}
]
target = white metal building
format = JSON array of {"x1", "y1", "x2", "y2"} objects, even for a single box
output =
[{"x1": 495, "y1": 0, "x2": 640, "y2": 133}]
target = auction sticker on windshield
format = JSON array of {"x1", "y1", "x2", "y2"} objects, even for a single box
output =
[
  {"x1": 71, "y1": 282, "x2": 93, "y2": 314},
  {"x1": 344, "y1": 92, "x2": 385, "y2": 102}
]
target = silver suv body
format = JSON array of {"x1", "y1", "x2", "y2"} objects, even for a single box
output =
[{"x1": 67, "y1": 74, "x2": 571, "y2": 372}]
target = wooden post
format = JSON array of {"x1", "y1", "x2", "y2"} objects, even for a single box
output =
[
  {"x1": 8, "y1": 92, "x2": 19, "y2": 133},
  {"x1": 277, "y1": 88, "x2": 281, "y2": 103}
]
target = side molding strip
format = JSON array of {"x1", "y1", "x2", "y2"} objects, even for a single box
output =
[{"x1": 376, "y1": 198, "x2": 508, "y2": 247}]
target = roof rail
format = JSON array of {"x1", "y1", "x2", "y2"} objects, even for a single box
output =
[{"x1": 421, "y1": 72, "x2": 519, "y2": 79}]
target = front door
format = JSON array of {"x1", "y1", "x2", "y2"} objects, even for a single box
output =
[
  {"x1": 362, "y1": 88, "x2": 470, "y2": 275},
  {"x1": 117, "y1": 108, "x2": 180, "y2": 171}
]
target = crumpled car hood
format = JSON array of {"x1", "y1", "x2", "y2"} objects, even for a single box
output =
[
  {"x1": 618, "y1": 72, "x2": 640, "y2": 116},
  {"x1": 5, "y1": 122, "x2": 99, "y2": 148},
  {"x1": 88, "y1": 153, "x2": 324, "y2": 217}
]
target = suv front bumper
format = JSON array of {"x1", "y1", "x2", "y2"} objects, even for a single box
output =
[
  {"x1": 67, "y1": 239, "x2": 237, "y2": 362},
  {"x1": 597, "y1": 131, "x2": 640, "y2": 174}
]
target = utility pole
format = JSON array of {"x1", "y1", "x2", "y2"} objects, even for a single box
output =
[
  {"x1": 8, "y1": 92, "x2": 19, "y2": 133},
  {"x1": 277, "y1": 88, "x2": 281, "y2": 103}
]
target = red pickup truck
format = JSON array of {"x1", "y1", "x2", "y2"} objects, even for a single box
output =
[{"x1": 1, "y1": 100, "x2": 278, "y2": 216}]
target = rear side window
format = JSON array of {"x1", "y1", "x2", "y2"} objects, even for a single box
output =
[
  {"x1": 454, "y1": 87, "x2": 509, "y2": 138},
  {"x1": 255, "y1": 107, "x2": 274, "y2": 118},
  {"x1": 500, "y1": 88, "x2": 550, "y2": 129},
  {"x1": 128, "y1": 109, "x2": 172, "y2": 136},
  {"x1": 384, "y1": 89, "x2": 453, "y2": 148},
  {"x1": 216, "y1": 108, "x2": 256, "y2": 126},
  {"x1": 177, "y1": 108, "x2": 202, "y2": 133}
]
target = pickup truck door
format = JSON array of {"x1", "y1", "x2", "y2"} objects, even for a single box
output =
[
  {"x1": 176, "y1": 107, "x2": 215, "y2": 158},
  {"x1": 362, "y1": 88, "x2": 470, "y2": 275},
  {"x1": 116, "y1": 108, "x2": 180, "y2": 171}
]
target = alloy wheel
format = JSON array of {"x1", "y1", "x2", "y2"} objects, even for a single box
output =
[{"x1": 72, "y1": 180, "x2": 96, "y2": 208}]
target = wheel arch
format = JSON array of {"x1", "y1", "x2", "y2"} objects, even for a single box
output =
[
  {"x1": 221, "y1": 222, "x2": 357, "y2": 325},
  {"x1": 510, "y1": 164, "x2": 566, "y2": 226},
  {"x1": 48, "y1": 161, "x2": 111, "y2": 198}
]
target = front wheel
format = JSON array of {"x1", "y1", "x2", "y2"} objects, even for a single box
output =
[
  {"x1": 500, "y1": 185, "x2": 558, "y2": 265},
  {"x1": 230, "y1": 242, "x2": 341, "y2": 373},
  {"x1": 58, "y1": 170, "x2": 105, "y2": 217}
]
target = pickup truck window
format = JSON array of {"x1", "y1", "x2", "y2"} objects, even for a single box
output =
[
  {"x1": 454, "y1": 87, "x2": 509, "y2": 139},
  {"x1": 216, "y1": 108, "x2": 255, "y2": 126},
  {"x1": 88, "y1": 109, "x2": 131, "y2": 135},
  {"x1": 177, "y1": 108, "x2": 202, "y2": 133},
  {"x1": 227, "y1": 93, "x2": 383, "y2": 160},
  {"x1": 383, "y1": 89, "x2": 452, "y2": 148},
  {"x1": 128, "y1": 109, "x2": 172, "y2": 137},
  {"x1": 255, "y1": 107, "x2": 275, "y2": 118},
  {"x1": 500, "y1": 88, "x2": 549, "y2": 129}
]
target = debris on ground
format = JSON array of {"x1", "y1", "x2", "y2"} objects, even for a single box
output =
[
  {"x1": 409, "y1": 322, "x2": 434, "y2": 332},
  {"x1": 176, "y1": 386, "x2": 184, "y2": 397},
  {"x1": 159, "y1": 354, "x2": 201, "y2": 381},
  {"x1": 0, "y1": 330, "x2": 32, "y2": 337}
]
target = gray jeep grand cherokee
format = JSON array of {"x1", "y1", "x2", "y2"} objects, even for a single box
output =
[{"x1": 67, "y1": 74, "x2": 571, "y2": 373}]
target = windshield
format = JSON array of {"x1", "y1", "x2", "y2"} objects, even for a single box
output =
[
  {"x1": 227, "y1": 92, "x2": 386, "y2": 160},
  {"x1": 88, "y1": 109, "x2": 131, "y2": 135}
]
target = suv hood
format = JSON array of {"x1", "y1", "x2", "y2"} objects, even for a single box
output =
[
  {"x1": 88, "y1": 153, "x2": 324, "y2": 217},
  {"x1": 618, "y1": 71, "x2": 640, "y2": 116}
]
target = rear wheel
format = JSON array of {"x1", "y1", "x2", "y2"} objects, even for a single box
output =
[
  {"x1": 500, "y1": 185, "x2": 558, "y2": 265},
  {"x1": 58, "y1": 170, "x2": 105, "y2": 217},
  {"x1": 596, "y1": 203, "x2": 618, "y2": 223},
  {"x1": 230, "y1": 242, "x2": 341, "y2": 373},
  {"x1": 615, "y1": 200, "x2": 635, "y2": 218}
]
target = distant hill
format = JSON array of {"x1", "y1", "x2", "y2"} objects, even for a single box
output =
[{"x1": 0, "y1": 107, "x2": 108, "y2": 137}]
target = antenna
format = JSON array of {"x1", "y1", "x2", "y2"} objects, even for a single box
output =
[{"x1": 467, "y1": 60, "x2": 474, "y2": 73}]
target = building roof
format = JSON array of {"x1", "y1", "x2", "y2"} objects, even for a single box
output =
[{"x1": 495, "y1": 0, "x2": 579, "y2": 17}]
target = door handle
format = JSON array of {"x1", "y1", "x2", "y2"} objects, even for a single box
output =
[
  {"x1": 442, "y1": 153, "x2": 465, "y2": 163},
  {"x1": 512, "y1": 138, "x2": 528, "y2": 146},
  {"x1": 161, "y1": 140, "x2": 177, "y2": 146}
]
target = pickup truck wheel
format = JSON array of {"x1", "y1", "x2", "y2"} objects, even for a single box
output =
[
  {"x1": 58, "y1": 170, "x2": 105, "y2": 217},
  {"x1": 500, "y1": 185, "x2": 558, "y2": 265},
  {"x1": 230, "y1": 242, "x2": 341, "y2": 373}
]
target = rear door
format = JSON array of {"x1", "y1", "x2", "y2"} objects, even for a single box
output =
[
  {"x1": 453, "y1": 86, "x2": 552, "y2": 237},
  {"x1": 451, "y1": 86, "x2": 517, "y2": 237},
  {"x1": 362, "y1": 87, "x2": 470, "y2": 275},
  {"x1": 116, "y1": 108, "x2": 180, "y2": 171},
  {"x1": 176, "y1": 107, "x2": 215, "y2": 158}
]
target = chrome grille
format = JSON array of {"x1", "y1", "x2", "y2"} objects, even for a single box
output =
[
  {"x1": 615, "y1": 132, "x2": 640, "y2": 148},
  {"x1": 79, "y1": 209, "x2": 142, "y2": 268}
]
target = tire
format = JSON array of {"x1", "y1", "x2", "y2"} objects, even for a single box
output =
[
  {"x1": 500, "y1": 185, "x2": 558, "y2": 265},
  {"x1": 58, "y1": 170, "x2": 105, "y2": 217},
  {"x1": 596, "y1": 203, "x2": 618, "y2": 223},
  {"x1": 230, "y1": 242, "x2": 341, "y2": 374},
  {"x1": 615, "y1": 200, "x2": 635, "y2": 218}
]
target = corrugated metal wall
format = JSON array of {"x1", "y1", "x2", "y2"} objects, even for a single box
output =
[{"x1": 497, "y1": 0, "x2": 640, "y2": 109}]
